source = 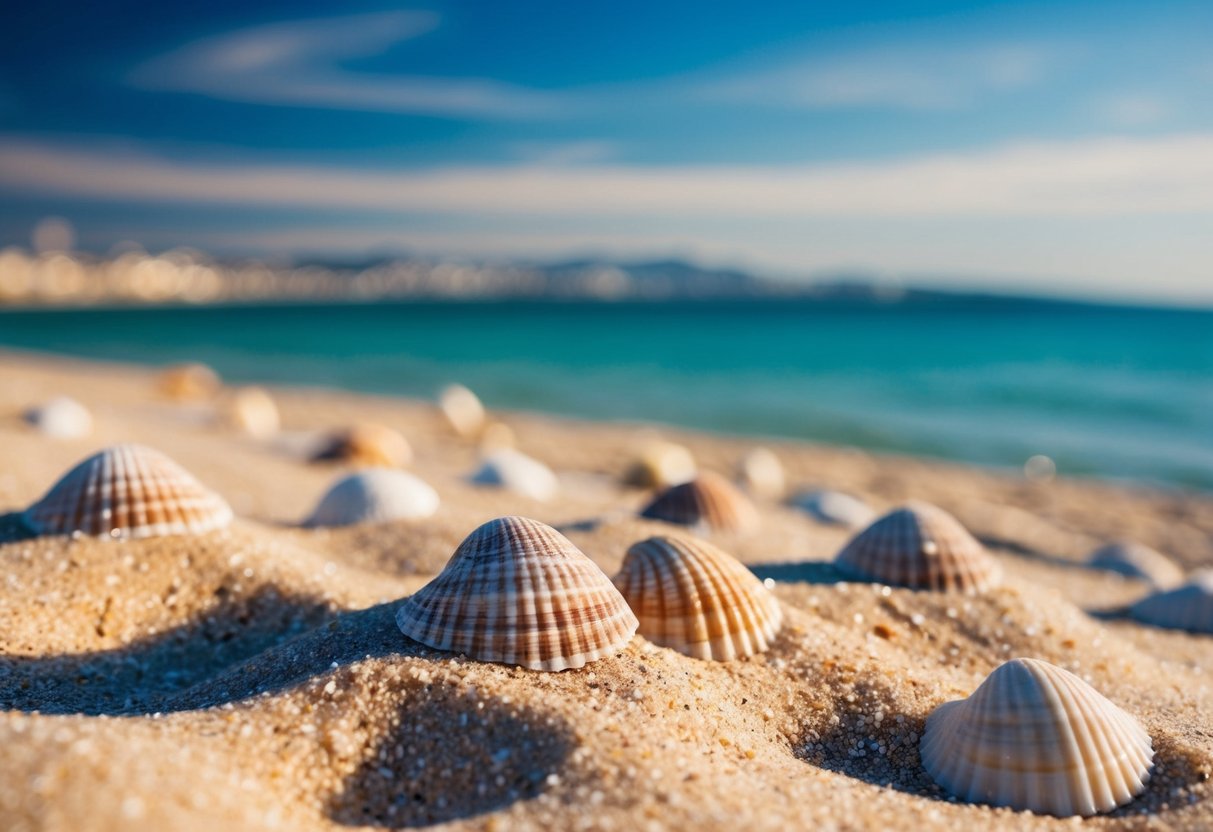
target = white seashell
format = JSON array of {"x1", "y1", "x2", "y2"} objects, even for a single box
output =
[
  {"x1": 835, "y1": 501, "x2": 1000, "y2": 592},
  {"x1": 470, "y1": 449, "x2": 559, "y2": 501},
  {"x1": 305, "y1": 469, "x2": 439, "y2": 527},
  {"x1": 1129, "y1": 571, "x2": 1213, "y2": 634},
  {"x1": 920, "y1": 657, "x2": 1154, "y2": 817},
  {"x1": 157, "y1": 362, "x2": 221, "y2": 402},
  {"x1": 439, "y1": 383, "x2": 486, "y2": 438},
  {"x1": 23, "y1": 443, "x2": 233, "y2": 539},
  {"x1": 622, "y1": 440, "x2": 697, "y2": 489},
  {"x1": 791, "y1": 489, "x2": 875, "y2": 528},
  {"x1": 23, "y1": 396, "x2": 93, "y2": 439},
  {"x1": 396, "y1": 516, "x2": 638, "y2": 670},
  {"x1": 640, "y1": 472, "x2": 759, "y2": 534},
  {"x1": 1088, "y1": 541, "x2": 1184, "y2": 589},
  {"x1": 736, "y1": 447, "x2": 786, "y2": 500},
  {"x1": 614, "y1": 534, "x2": 782, "y2": 661},
  {"x1": 311, "y1": 423, "x2": 412, "y2": 468},
  {"x1": 218, "y1": 386, "x2": 280, "y2": 438}
]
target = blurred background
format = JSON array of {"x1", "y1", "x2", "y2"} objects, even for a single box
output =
[{"x1": 0, "y1": 0, "x2": 1210, "y2": 488}]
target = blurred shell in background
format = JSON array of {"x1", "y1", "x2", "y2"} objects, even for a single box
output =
[
  {"x1": 438, "y1": 383, "x2": 486, "y2": 438},
  {"x1": 23, "y1": 395, "x2": 93, "y2": 439},
  {"x1": 478, "y1": 420, "x2": 516, "y2": 453},
  {"x1": 1129, "y1": 571, "x2": 1213, "y2": 634},
  {"x1": 157, "y1": 362, "x2": 221, "y2": 402},
  {"x1": 470, "y1": 449, "x2": 559, "y2": 501},
  {"x1": 1088, "y1": 540, "x2": 1184, "y2": 589},
  {"x1": 217, "y1": 386, "x2": 280, "y2": 439},
  {"x1": 305, "y1": 469, "x2": 439, "y2": 527},
  {"x1": 791, "y1": 489, "x2": 875, "y2": 527},
  {"x1": 736, "y1": 446, "x2": 785, "y2": 500},
  {"x1": 311, "y1": 423, "x2": 413, "y2": 468},
  {"x1": 640, "y1": 471, "x2": 759, "y2": 534},
  {"x1": 622, "y1": 440, "x2": 696, "y2": 489}
]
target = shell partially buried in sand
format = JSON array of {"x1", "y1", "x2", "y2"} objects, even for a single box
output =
[
  {"x1": 640, "y1": 472, "x2": 759, "y2": 534},
  {"x1": 23, "y1": 443, "x2": 233, "y2": 539},
  {"x1": 736, "y1": 447, "x2": 785, "y2": 500},
  {"x1": 835, "y1": 501, "x2": 1000, "y2": 593},
  {"x1": 920, "y1": 657, "x2": 1154, "y2": 817},
  {"x1": 218, "y1": 386, "x2": 280, "y2": 439},
  {"x1": 470, "y1": 449, "x2": 559, "y2": 501},
  {"x1": 157, "y1": 362, "x2": 221, "y2": 402},
  {"x1": 23, "y1": 395, "x2": 93, "y2": 439},
  {"x1": 395, "y1": 516, "x2": 638, "y2": 671},
  {"x1": 622, "y1": 440, "x2": 696, "y2": 489},
  {"x1": 311, "y1": 423, "x2": 413, "y2": 468},
  {"x1": 614, "y1": 534, "x2": 782, "y2": 661},
  {"x1": 1088, "y1": 540, "x2": 1184, "y2": 590},
  {"x1": 304, "y1": 469, "x2": 439, "y2": 527},
  {"x1": 1129, "y1": 571, "x2": 1213, "y2": 634}
]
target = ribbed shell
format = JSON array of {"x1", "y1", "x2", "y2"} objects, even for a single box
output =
[
  {"x1": 640, "y1": 472, "x2": 759, "y2": 534},
  {"x1": 835, "y1": 502, "x2": 1000, "y2": 592},
  {"x1": 305, "y1": 469, "x2": 439, "y2": 527},
  {"x1": 470, "y1": 449, "x2": 559, "y2": 501},
  {"x1": 792, "y1": 489, "x2": 875, "y2": 528},
  {"x1": 395, "y1": 516, "x2": 638, "y2": 671},
  {"x1": 1129, "y1": 571, "x2": 1213, "y2": 634},
  {"x1": 920, "y1": 658, "x2": 1154, "y2": 817},
  {"x1": 1089, "y1": 541, "x2": 1184, "y2": 590},
  {"x1": 614, "y1": 534, "x2": 782, "y2": 661},
  {"x1": 23, "y1": 444, "x2": 233, "y2": 539}
]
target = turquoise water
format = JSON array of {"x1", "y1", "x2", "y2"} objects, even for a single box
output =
[{"x1": 1, "y1": 299, "x2": 1211, "y2": 490}]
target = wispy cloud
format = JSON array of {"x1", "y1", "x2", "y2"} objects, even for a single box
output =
[
  {"x1": 1091, "y1": 92, "x2": 1173, "y2": 127},
  {"x1": 128, "y1": 11, "x2": 565, "y2": 119}
]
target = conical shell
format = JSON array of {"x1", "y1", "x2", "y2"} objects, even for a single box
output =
[
  {"x1": 1089, "y1": 541, "x2": 1183, "y2": 590},
  {"x1": 920, "y1": 658, "x2": 1154, "y2": 817},
  {"x1": 792, "y1": 489, "x2": 875, "y2": 528},
  {"x1": 1129, "y1": 571, "x2": 1213, "y2": 633},
  {"x1": 305, "y1": 469, "x2": 439, "y2": 527},
  {"x1": 218, "y1": 386, "x2": 280, "y2": 439},
  {"x1": 470, "y1": 449, "x2": 559, "y2": 501},
  {"x1": 24, "y1": 395, "x2": 93, "y2": 439},
  {"x1": 439, "y1": 383, "x2": 486, "y2": 438},
  {"x1": 157, "y1": 362, "x2": 221, "y2": 402},
  {"x1": 614, "y1": 534, "x2": 782, "y2": 661},
  {"x1": 622, "y1": 440, "x2": 696, "y2": 489},
  {"x1": 736, "y1": 447, "x2": 785, "y2": 500},
  {"x1": 23, "y1": 443, "x2": 233, "y2": 539},
  {"x1": 835, "y1": 501, "x2": 1000, "y2": 592},
  {"x1": 395, "y1": 516, "x2": 638, "y2": 671},
  {"x1": 640, "y1": 472, "x2": 759, "y2": 534},
  {"x1": 311, "y1": 423, "x2": 412, "y2": 468}
]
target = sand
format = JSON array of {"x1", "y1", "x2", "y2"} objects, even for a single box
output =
[{"x1": 1, "y1": 349, "x2": 1212, "y2": 831}]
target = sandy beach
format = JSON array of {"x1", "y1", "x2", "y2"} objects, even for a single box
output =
[{"x1": 2, "y1": 349, "x2": 1212, "y2": 832}]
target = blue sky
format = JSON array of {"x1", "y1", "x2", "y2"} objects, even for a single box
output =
[{"x1": 1, "y1": 0, "x2": 1212, "y2": 301}]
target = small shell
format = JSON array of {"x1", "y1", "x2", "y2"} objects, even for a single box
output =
[
  {"x1": 1129, "y1": 571, "x2": 1213, "y2": 633},
  {"x1": 639, "y1": 472, "x2": 759, "y2": 534},
  {"x1": 439, "y1": 383, "x2": 486, "y2": 438},
  {"x1": 158, "y1": 362, "x2": 221, "y2": 402},
  {"x1": 614, "y1": 534, "x2": 782, "y2": 661},
  {"x1": 218, "y1": 386, "x2": 280, "y2": 438},
  {"x1": 835, "y1": 501, "x2": 1000, "y2": 592},
  {"x1": 311, "y1": 423, "x2": 412, "y2": 468},
  {"x1": 395, "y1": 516, "x2": 638, "y2": 670},
  {"x1": 920, "y1": 657, "x2": 1154, "y2": 817},
  {"x1": 305, "y1": 469, "x2": 439, "y2": 527},
  {"x1": 1088, "y1": 541, "x2": 1184, "y2": 589},
  {"x1": 23, "y1": 443, "x2": 233, "y2": 539},
  {"x1": 791, "y1": 489, "x2": 875, "y2": 528},
  {"x1": 736, "y1": 447, "x2": 785, "y2": 500},
  {"x1": 470, "y1": 449, "x2": 558, "y2": 501},
  {"x1": 23, "y1": 396, "x2": 93, "y2": 439},
  {"x1": 622, "y1": 440, "x2": 697, "y2": 489}
]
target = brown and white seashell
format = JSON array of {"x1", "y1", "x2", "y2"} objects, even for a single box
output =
[
  {"x1": 791, "y1": 489, "x2": 875, "y2": 528},
  {"x1": 470, "y1": 449, "x2": 559, "y2": 501},
  {"x1": 835, "y1": 501, "x2": 1000, "y2": 592},
  {"x1": 614, "y1": 534, "x2": 782, "y2": 661},
  {"x1": 23, "y1": 443, "x2": 233, "y2": 539},
  {"x1": 311, "y1": 423, "x2": 413, "y2": 468},
  {"x1": 639, "y1": 472, "x2": 759, "y2": 534},
  {"x1": 1129, "y1": 571, "x2": 1213, "y2": 634},
  {"x1": 622, "y1": 440, "x2": 697, "y2": 489},
  {"x1": 157, "y1": 362, "x2": 221, "y2": 402},
  {"x1": 395, "y1": 516, "x2": 638, "y2": 670},
  {"x1": 920, "y1": 657, "x2": 1154, "y2": 817},
  {"x1": 1088, "y1": 540, "x2": 1184, "y2": 589},
  {"x1": 438, "y1": 383, "x2": 486, "y2": 438},
  {"x1": 23, "y1": 395, "x2": 93, "y2": 439},
  {"x1": 305, "y1": 469, "x2": 439, "y2": 527},
  {"x1": 736, "y1": 447, "x2": 785, "y2": 500},
  {"x1": 218, "y1": 386, "x2": 280, "y2": 438}
]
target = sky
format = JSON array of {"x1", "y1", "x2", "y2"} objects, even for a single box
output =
[{"x1": 1, "y1": 0, "x2": 1212, "y2": 302}]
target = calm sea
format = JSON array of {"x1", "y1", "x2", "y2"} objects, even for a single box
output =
[{"x1": 1, "y1": 299, "x2": 1210, "y2": 491}]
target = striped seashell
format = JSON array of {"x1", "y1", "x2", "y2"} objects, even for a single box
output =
[
  {"x1": 311, "y1": 423, "x2": 413, "y2": 468},
  {"x1": 157, "y1": 362, "x2": 221, "y2": 402},
  {"x1": 470, "y1": 449, "x2": 559, "y2": 501},
  {"x1": 1088, "y1": 540, "x2": 1184, "y2": 590},
  {"x1": 791, "y1": 489, "x2": 875, "y2": 528},
  {"x1": 640, "y1": 472, "x2": 759, "y2": 534},
  {"x1": 835, "y1": 502, "x2": 1000, "y2": 592},
  {"x1": 218, "y1": 386, "x2": 280, "y2": 439},
  {"x1": 736, "y1": 447, "x2": 785, "y2": 500},
  {"x1": 920, "y1": 657, "x2": 1154, "y2": 817},
  {"x1": 1129, "y1": 571, "x2": 1213, "y2": 634},
  {"x1": 614, "y1": 534, "x2": 782, "y2": 661},
  {"x1": 439, "y1": 383, "x2": 486, "y2": 438},
  {"x1": 305, "y1": 469, "x2": 439, "y2": 527},
  {"x1": 23, "y1": 443, "x2": 233, "y2": 539},
  {"x1": 23, "y1": 395, "x2": 93, "y2": 439},
  {"x1": 395, "y1": 516, "x2": 638, "y2": 671},
  {"x1": 622, "y1": 440, "x2": 696, "y2": 489}
]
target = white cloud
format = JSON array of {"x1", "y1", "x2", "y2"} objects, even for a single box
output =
[{"x1": 1091, "y1": 92, "x2": 1172, "y2": 127}]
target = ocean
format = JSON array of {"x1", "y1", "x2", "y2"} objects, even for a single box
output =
[{"x1": 1, "y1": 298, "x2": 1210, "y2": 491}]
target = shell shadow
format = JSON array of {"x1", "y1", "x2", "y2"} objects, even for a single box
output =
[{"x1": 749, "y1": 561, "x2": 847, "y2": 585}]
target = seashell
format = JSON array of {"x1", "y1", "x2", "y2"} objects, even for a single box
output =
[
  {"x1": 23, "y1": 395, "x2": 93, "y2": 439},
  {"x1": 218, "y1": 386, "x2": 280, "y2": 438},
  {"x1": 157, "y1": 362, "x2": 221, "y2": 402},
  {"x1": 396, "y1": 516, "x2": 638, "y2": 670},
  {"x1": 1129, "y1": 571, "x2": 1213, "y2": 634},
  {"x1": 470, "y1": 449, "x2": 559, "y2": 501},
  {"x1": 439, "y1": 383, "x2": 486, "y2": 438},
  {"x1": 920, "y1": 657, "x2": 1153, "y2": 817},
  {"x1": 305, "y1": 469, "x2": 439, "y2": 527},
  {"x1": 478, "y1": 420, "x2": 516, "y2": 453},
  {"x1": 791, "y1": 489, "x2": 875, "y2": 528},
  {"x1": 622, "y1": 440, "x2": 697, "y2": 489},
  {"x1": 23, "y1": 443, "x2": 233, "y2": 539},
  {"x1": 639, "y1": 472, "x2": 759, "y2": 534},
  {"x1": 1088, "y1": 540, "x2": 1183, "y2": 589},
  {"x1": 614, "y1": 534, "x2": 782, "y2": 661},
  {"x1": 835, "y1": 501, "x2": 1000, "y2": 592},
  {"x1": 736, "y1": 447, "x2": 785, "y2": 500},
  {"x1": 311, "y1": 423, "x2": 412, "y2": 468}
]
